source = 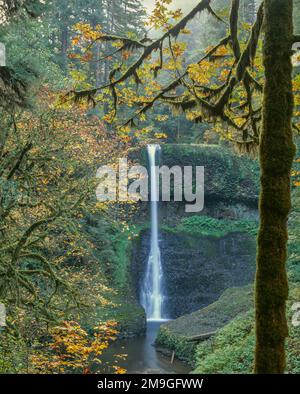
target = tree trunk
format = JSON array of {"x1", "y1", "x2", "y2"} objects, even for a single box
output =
[
  {"x1": 95, "y1": 42, "x2": 101, "y2": 86},
  {"x1": 255, "y1": 0, "x2": 296, "y2": 374},
  {"x1": 61, "y1": 23, "x2": 69, "y2": 70}
]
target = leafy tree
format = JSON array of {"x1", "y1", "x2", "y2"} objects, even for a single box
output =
[
  {"x1": 30, "y1": 320, "x2": 126, "y2": 374},
  {"x1": 0, "y1": 89, "x2": 126, "y2": 330},
  {"x1": 0, "y1": 0, "x2": 46, "y2": 107},
  {"x1": 0, "y1": 15, "x2": 64, "y2": 89},
  {"x1": 0, "y1": 0, "x2": 43, "y2": 19},
  {"x1": 43, "y1": 0, "x2": 146, "y2": 76}
]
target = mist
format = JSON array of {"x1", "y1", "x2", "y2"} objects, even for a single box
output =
[{"x1": 143, "y1": 0, "x2": 199, "y2": 14}]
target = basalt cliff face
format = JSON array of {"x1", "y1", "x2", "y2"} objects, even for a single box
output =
[{"x1": 133, "y1": 229, "x2": 256, "y2": 319}]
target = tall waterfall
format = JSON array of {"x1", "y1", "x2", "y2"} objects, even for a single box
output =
[{"x1": 140, "y1": 144, "x2": 166, "y2": 321}]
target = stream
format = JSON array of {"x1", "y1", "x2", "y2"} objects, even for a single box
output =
[{"x1": 102, "y1": 321, "x2": 191, "y2": 374}]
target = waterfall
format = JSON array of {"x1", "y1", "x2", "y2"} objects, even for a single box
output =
[{"x1": 140, "y1": 144, "x2": 166, "y2": 321}]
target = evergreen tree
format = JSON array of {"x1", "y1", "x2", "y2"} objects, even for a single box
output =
[
  {"x1": 242, "y1": 0, "x2": 257, "y2": 23},
  {"x1": 44, "y1": 0, "x2": 145, "y2": 73},
  {"x1": 0, "y1": 0, "x2": 45, "y2": 107},
  {"x1": 122, "y1": 0, "x2": 146, "y2": 34},
  {"x1": 294, "y1": 0, "x2": 300, "y2": 33}
]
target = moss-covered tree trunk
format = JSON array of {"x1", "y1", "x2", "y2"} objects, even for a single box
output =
[{"x1": 255, "y1": 0, "x2": 296, "y2": 374}]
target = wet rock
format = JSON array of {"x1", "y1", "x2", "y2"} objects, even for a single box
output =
[{"x1": 132, "y1": 230, "x2": 256, "y2": 318}]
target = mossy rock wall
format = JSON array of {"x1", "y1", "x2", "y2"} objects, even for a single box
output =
[
  {"x1": 82, "y1": 216, "x2": 146, "y2": 337},
  {"x1": 155, "y1": 285, "x2": 254, "y2": 364},
  {"x1": 133, "y1": 229, "x2": 256, "y2": 319},
  {"x1": 162, "y1": 144, "x2": 259, "y2": 206},
  {"x1": 129, "y1": 144, "x2": 259, "y2": 213}
]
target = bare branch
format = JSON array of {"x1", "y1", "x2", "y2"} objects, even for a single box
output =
[{"x1": 236, "y1": 2, "x2": 264, "y2": 81}]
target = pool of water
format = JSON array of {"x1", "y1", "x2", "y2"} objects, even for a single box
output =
[{"x1": 101, "y1": 321, "x2": 191, "y2": 374}]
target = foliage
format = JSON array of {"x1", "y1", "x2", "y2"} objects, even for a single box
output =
[
  {"x1": 44, "y1": 0, "x2": 146, "y2": 73},
  {"x1": 0, "y1": 88, "x2": 130, "y2": 335},
  {"x1": 156, "y1": 285, "x2": 254, "y2": 365},
  {"x1": 161, "y1": 143, "x2": 259, "y2": 205},
  {"x1": 194, "y1": 310, "x2": 255, "y2": 373},
  {"x1": 0, "y1": 0, "x2": 44, "y2": 20},
  {"x1": 0, "y1": 15, "x2": 64, "y2": 90},
  {"x1": 0, "y1": 330, "x2": 28, "y2": 373},
  {"x1": 0, "y1": 0, "x2": 147, "y2": 376},
  {"x1": 30, "y1": 320, "x2": 126, "y2": 374},
  {"x1": 163, "y1": 215, "x2": 257, "y2": 237},
  {"x1": 0, "y1": 1, "x2": 50, "y2": 107},
  {"x1": 81, "y1": 218, "x2": 146, "y2": 337},
  {"x1": 193, "y1": 290, "x2": 300, "y2": 374},
  {"x1": 156, "y1": 326, "x2": 196, "y2": 364}
]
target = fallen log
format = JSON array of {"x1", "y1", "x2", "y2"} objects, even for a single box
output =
[{"x1": 185, "y1": 331, "x2": 217, "y2": 342}]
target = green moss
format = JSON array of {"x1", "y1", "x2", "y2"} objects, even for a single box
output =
[
  {"x1": 162, "y1": 144, "x2": 259, "y2": 206},
  {"x1": 106, "y1": 224, "x2": 149, "y2": 335},
  {"x1": 156, "y1": 327, "x2": 196, "y2": 364},
  {"x1": 162, "y1": 215, "x2": 258, "y2": 238},
  {"x1": 84, "y1": 221, "x2": 147, "y2": 337},
  {"x1": 255, "y1": 0, "x2": 295, "y2": 373},
  {"x1": 193, "y1": 188, "x2": 300, "y2": 374},
  {"x1": 93, "y1": 290, "x2": 146, "y2": 337},
  {"x1": 111, "y1": 222, "x2": 149, "y2": 287},
  {"x1": 192, "y1": 289, "x2": 300, "y2": 374},
  {"x1": 194, "y1": 310, "x2": 255, "y2": 374},
  {"x1": 112, "y1": 231, "x2": 133, "y2": 288},
  {"x1": 156, "y1": 285, "x2": 254, "y2": 365},
  {"x1": 129, "y1": 144, "x2": 259, "y2": 206},
  {"x1": 288, "y1": 188, "x2": 300, "y2": 284}
]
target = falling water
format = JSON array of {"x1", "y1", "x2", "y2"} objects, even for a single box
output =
[{"x1": 140, "y1": 144, "x2": 166, "y2": 321}]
